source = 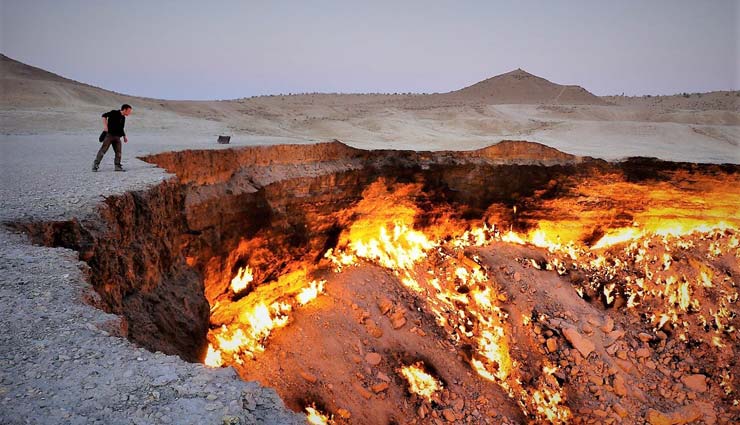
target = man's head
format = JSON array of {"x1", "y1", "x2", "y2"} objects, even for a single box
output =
[{"x1": 121, "y1": 104, "x2": 133, "y2": 116}]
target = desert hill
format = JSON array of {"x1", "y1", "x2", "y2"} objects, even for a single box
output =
[
  {"x1": 0, "y1": 54, "x2": 141, "y2": 109},
  {"x1": 0, "y1": 55, "x2": 596, "y2": 109},
  {"x1": 437, "y1": 68, "x2": 605, "y2": 105},
  {"x1": 1, "y1": 54, "x2": 738, "y2": 163}
]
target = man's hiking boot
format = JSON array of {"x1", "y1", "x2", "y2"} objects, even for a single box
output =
[
  {"x1": 92, "y1": 165, "x2": 98, "y2": 172},
  {"x1": 114, "y1": 167, "x2": 126, "y2": 172}
]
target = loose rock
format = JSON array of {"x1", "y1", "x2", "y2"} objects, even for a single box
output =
[
  {"x1": 365, "y1": 352, "x2": 382, "y2": 366},
  {"x1": 562, "y1": 326, "x2": 595, "y2": 357},
  {"x1": 681, "y1": 374, "x2": 708, "y2": 393}
]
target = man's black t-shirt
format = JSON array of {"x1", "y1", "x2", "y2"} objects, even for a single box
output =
[{"x1": 102, "y1": 110, "x2": 126, "y2": 137}]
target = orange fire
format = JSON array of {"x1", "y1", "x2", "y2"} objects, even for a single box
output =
[
  {"x1": 207, "y1": 270, "x2": 328, "y2": 366},
  {"x1": 399, "y1": 363, "x2": 442, "y2": 401},
  {"x1": 296, "y1": 280, "x2": 326, "y2": 305},
  {"x1": 326, "y1": 181, "x2": 437, "y2": 270},
  {"x1": 204, "y1": 343, "x2": 223, "y2": 368},
  {"x1": 506, "y1": 221, "x2": 739, "y2": 348},
  {"x1": 305, "y1": 405, "x2": 331, "y2": 424},
  {"x1": 230, "y1": 265, "x2": 254, "y2": 294},
  {"x1": 206, "y1": 168, "x2": 738, "y2": 422},
  {"x1": 322, "y1": 182, "x2": 571, "y2": 422}
]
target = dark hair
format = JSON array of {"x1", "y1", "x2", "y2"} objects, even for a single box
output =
[{"x1": 121, "y1": 104, "x2": 132, "y2": 111}]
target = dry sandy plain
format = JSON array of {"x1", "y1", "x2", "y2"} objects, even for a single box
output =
[{"x1": 1, "y1": 53, "x2": 739, "y2": 425}]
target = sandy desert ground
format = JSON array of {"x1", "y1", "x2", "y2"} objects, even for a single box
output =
[{"x1": 1, "y1": 53, "x2": 739, "y2": 425}]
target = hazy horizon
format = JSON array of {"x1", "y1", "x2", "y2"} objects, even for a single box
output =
[{"x1": 2, "y1": 0, "x2": 738, "y2": 100}]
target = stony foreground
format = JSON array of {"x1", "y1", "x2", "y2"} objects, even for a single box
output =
[{"x1": 0, "y1": 134, "x2": 304, "y2": 424}]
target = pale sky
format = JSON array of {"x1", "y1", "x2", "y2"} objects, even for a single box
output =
[{"x1": 2, "y1": 0, "x2": 738, "y2": 100}]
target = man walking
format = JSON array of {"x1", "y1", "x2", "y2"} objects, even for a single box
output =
[{"x1": 92, "y1": 104, "x2": 132, "y2": 172}]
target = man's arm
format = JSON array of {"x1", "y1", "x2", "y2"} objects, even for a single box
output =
[{"x1": 102, "y1": 117, "x2": 108, "y2": 131}]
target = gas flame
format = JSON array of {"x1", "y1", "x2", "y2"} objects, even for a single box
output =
[
  {"x1": 208, "y1": 271, "x2": 328, "y2": 363},
  {"x1": 208, "y1": 303, "x2": 291, "y2": 363},
  {"x1": 305, "y1": 406, "x2": 331, "y2": 425},
  {"x1": 326, "y1": 180, "x2": 437, "y2": 272},
  {"x1": 350, "y1": 222, "x2": 435, "y2": 270},
  {"x1": 594, "y1": 220, "x2": 734, "y2": 250},
  {"x1": 296, "y1": 280, "x2": 326, "y2": 305},
  {"x1": 207, "y1": 170, "x2": 738, "y2": 422},
  {"x1": 240, "y1": 302, "x2": 291, "y2": 344},
  {"x1": 511, "y1": 223, "x2": 739, "y2": 347},
  {"x1": 323, "y1": 182, "x2": 571, "y2": 421},
  {"x1": 399, "y1": 363, "x2": 442, "y2": 401},
  {"x1": 476, "y1": 328, "x2": 512, "y2": 382},
  {"x1": 204, "y1": 343, "x2": 223, "y2": 368},
  {"x1": 230, "y1": 266, "x2": 254, "y2": 294}
]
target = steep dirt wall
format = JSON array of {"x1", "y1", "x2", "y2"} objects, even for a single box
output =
[
  {"x1": 145, "y1": 141, "x2": 366, "y2": 185},
  {"x1": 143, "y1": 140, "x2": 585, "y2": 186},
  {"x1": 15, "y1": 181, "x2": 210, "y2": 362}
]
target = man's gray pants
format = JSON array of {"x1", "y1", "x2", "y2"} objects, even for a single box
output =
[{"x1": 93, "y1": 135, "x2": 122, "y2": 168}]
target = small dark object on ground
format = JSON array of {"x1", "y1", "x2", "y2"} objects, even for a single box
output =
[{"x1": 217, "y1": 135, "x2": 231, "y2": 144}]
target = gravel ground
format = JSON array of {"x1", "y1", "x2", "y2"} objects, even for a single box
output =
[{"x1": 0, "y1": 132, "x2": 309, "y2": 424}]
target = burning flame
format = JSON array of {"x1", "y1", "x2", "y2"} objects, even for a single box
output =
[
  {"x1": 230, "y1": 266, "x2": 254, "y2": 294},
  {"x1": 323, "y1": 182, "x2": 571, "y2": 422},
  {"x1": 305, "y1": 406, "x2": 331, "y2": 425},
  {"x1": 476, "y1": 328, "x2": 512, "y2": 381},
  {"x1": 204, "y1": 343, "x2": 223, "y2": 368},
  {"x1": 240, "y1": 302, "x2": 291, "y2": 344},
  {"x1": 296, "y1": 280, "x2": 326, "y2": 305},
  {"x1": 326, "y1": 180, "x2": 437, "y2": 273},
  {"x1": 509, "y1": 219, "x2": 739, "y2": 348},
  {"x1": 350, "y1": 222, "x2": 435, "y2": 270},
  {"x1": 399, "y1": 363, "x2": 442, "y2": 401},
  {"x1": 208, "y1": 271, "x2": 328, "y2": 365},
  {"x1": 207, "y1": 170, "x2": 738, "y2": 422}
]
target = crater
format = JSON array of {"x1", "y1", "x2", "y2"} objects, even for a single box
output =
[{"x1": 12, "y1": 141, "x2": 740, "y2": 424}]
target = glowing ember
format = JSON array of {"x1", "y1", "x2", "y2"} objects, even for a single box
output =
[{"x1": 399, "y1": 363, "x2": 442, "y2": 401}]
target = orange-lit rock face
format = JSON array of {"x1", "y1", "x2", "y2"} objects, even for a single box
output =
[
  {"x1": 504, "y1": 168, "x2": 740, "y2": 250},
  {"x1": 28, "y1": 142, "x2": 736, "y2": 424}
]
